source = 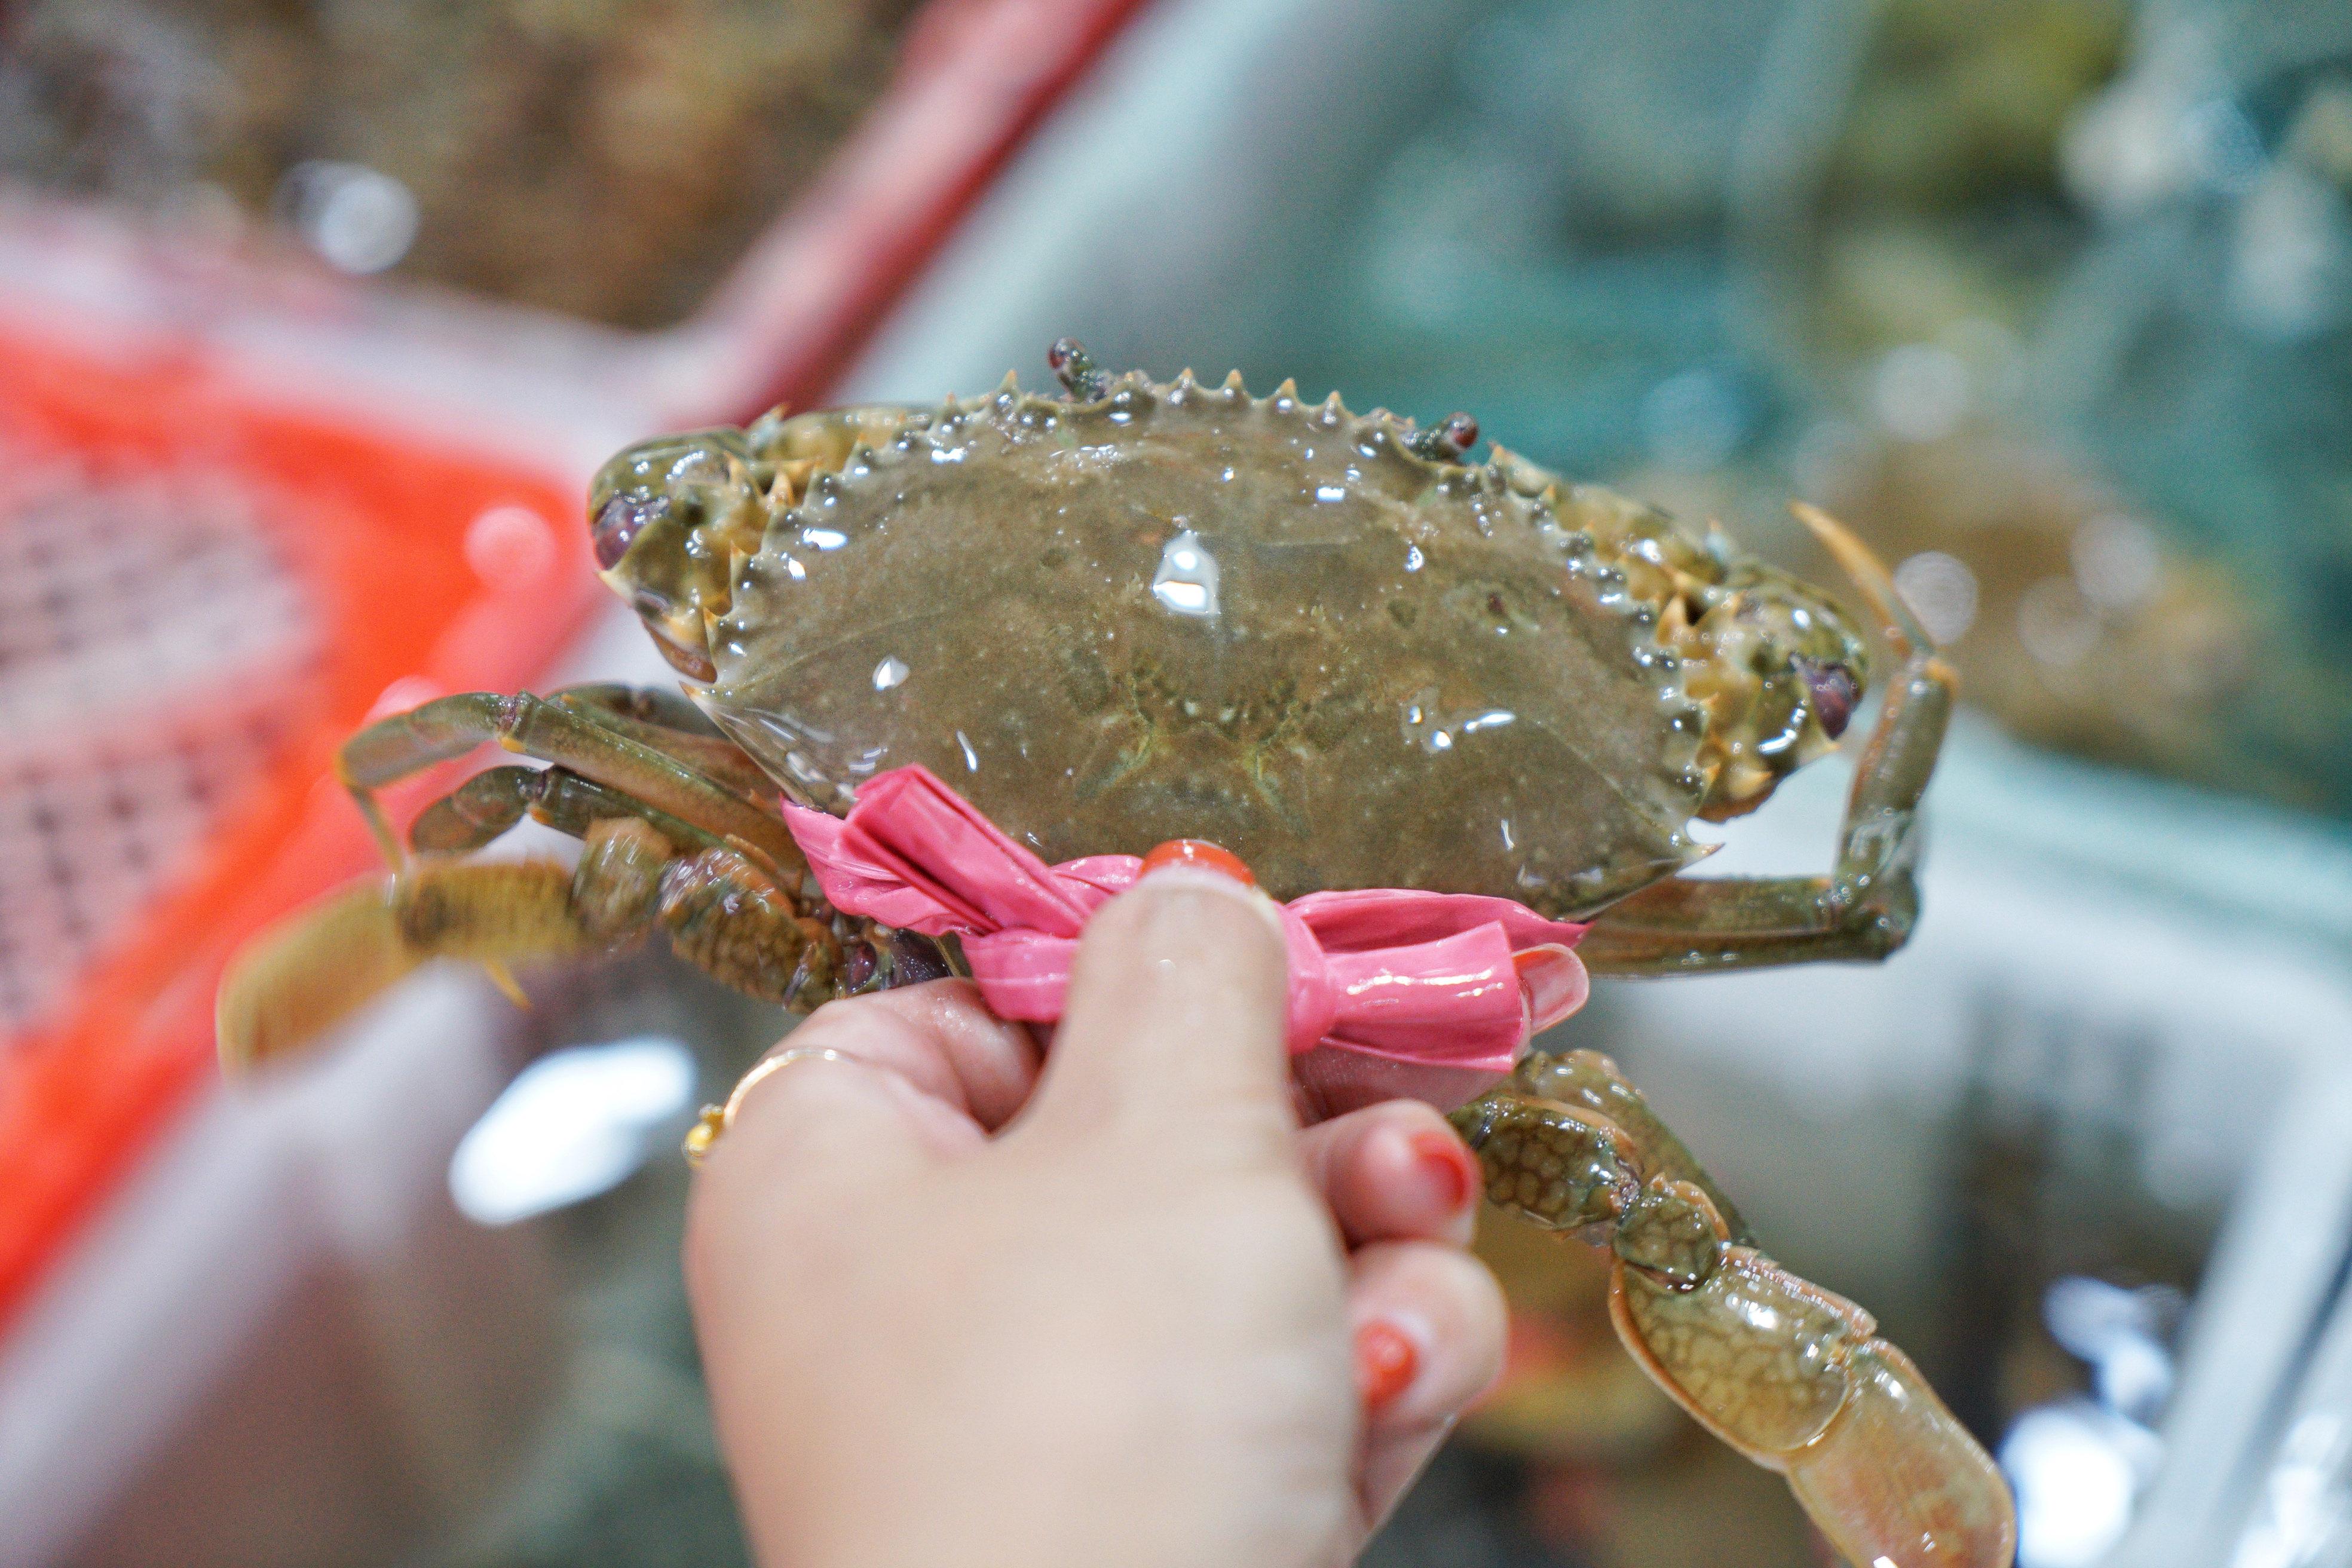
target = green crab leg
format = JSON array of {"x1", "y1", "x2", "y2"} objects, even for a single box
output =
[
  {"x1": 222, "y1": 856, "x2": 598, "y2": 1071},
  {"x1": 549, "y1": 684, "x2": 785, "y2": 806},
  {"x1": 405, "y1": 766, "x2": 872, "y2": 1006},
  {"x1": 406, "y1": 764, "x2": 734, "y2": 856},
  {"x1": 408, "y1": 787, "x2": 839, "y2": 1010},
  {"x1": 1504, "y1": 1048, "x2": 1756, "y2": 1245},
  {"x1": 552, "y1": 681, "x2": 719, "y2": 734},
  {"x1": 1577, "y1": 506, "x2": 1956, "y2": 974},
  {"x1": 405, "y1": 755, "x2": 954, "y2": 992},
  {"x1": 338, "y1": 690, "x2": 802, "y2": 876},
  {"x1": 219, "y1": 817, "x2": 841, "y2": 1071},
  {"x1": 1451, "y1": 1051, "x2": 2014, "y2": 1567}
]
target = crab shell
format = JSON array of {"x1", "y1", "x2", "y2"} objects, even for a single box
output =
[{"x1": 590, "y1": 372, "x2": 1867, "y2": 923}]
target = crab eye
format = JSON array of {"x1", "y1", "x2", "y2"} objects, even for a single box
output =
[
  {"x1": 591, "y1": 492, "x2": 663, "y2": 570},
  {"x1": 1796, "y1": 657, "x2": 1860, "y2": 739}
]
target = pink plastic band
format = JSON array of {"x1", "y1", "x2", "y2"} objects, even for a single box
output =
[{"x1": 782, "y1": 766, "x2": 1590, "y2": 1074}]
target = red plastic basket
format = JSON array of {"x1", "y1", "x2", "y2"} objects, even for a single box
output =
[
  {"x1": 0, "y1": 325, "x2": 602, "y2": 1324},
  {"x1": 0, "y1": 0, "x2": 1150, "y2": 1330}
]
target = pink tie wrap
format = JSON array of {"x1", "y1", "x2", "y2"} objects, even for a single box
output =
[{"x1": 780, "y1": 767, "x2": 1590, "y2": 1074}]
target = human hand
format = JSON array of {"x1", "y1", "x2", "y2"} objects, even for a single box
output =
[{"x1": 684, "y1": 867, "x2": 1508, "y2": 1568}]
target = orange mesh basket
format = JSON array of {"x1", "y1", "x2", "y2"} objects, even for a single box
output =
[{"x1": 0, "y1": 324, "x2": 607, "y2": 1324}]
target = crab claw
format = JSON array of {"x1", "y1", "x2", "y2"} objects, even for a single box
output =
[
  {"x1": 1609, "y1": 1247, "x2": 2016, "y2": 1567},
  {"x1": 1784, "y1": 1341, "x2": 2019, "y2": 1568}
]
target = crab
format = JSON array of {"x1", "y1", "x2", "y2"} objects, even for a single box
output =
[{"x1": 218, "y1": 341, "x2": 2013, "y2": 1566}]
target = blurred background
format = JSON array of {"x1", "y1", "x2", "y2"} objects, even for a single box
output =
[{"x1": 1, "y1": 1, "x2": 2350, "y2": 1564}]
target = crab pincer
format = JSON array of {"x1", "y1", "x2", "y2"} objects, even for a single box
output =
[
  {"x1": 1454, "y1": 1051, "x2": 2014, "y2": 1567},
  {"x1": 1612, "y1": 1245, "x2": 2013, "y2": 1566}
]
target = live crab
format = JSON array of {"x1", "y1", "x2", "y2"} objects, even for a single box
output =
[{"x1": 220, "y1": 341, "x2": 2013, "y2": 1567}]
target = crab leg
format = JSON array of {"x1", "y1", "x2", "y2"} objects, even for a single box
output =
[
  {"x1": 1504, "y1": 1048, "x2": 1758, "y2": 1245},
  {"x1": 1578, "y1": 507, "x2": 1957, "y2": 973},
  {"x1": 219, "y1": 817, "x2": 840, "y2": 1071},
  {"x1": 337, "y1": 690, "x2": 801, "y2": 875},
  {"x1": 1451, "y1": 1051, "x2": 2014, "y2": 1567},
  {"x1": 549, "y1": 684, "x2": 785, "y2": 806},
  {"x1": 406, "y1": 765, "x2": 733, "y2": 857},
  {"x1": 553, "y1": 681, "x2": 718, "y2": 734}
]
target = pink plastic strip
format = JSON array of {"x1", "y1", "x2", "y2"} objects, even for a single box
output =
[{"x1": 783, "y1": 766, "x2": 1590, "y2": 1073}]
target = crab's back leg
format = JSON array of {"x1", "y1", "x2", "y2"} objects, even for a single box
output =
[
  {"x1": 1578, "y1": 507, "x2": 1957, "y2": 973},
  {"x1": 426, "y1": 785, "x2": 839, "y2": 1007},
  {"x1": 337, "y1": 690, "x2": 801, "y2": 874},
  {"x1": 219, "y1": 815, "x2": 839, "y2": 1071},
  {"x1": 1450, "y1": 1051, "x2": 2014, "y2": 1567},
  {"x1": 221, "y1": 855, "x2": 602, "y2": 1071}
]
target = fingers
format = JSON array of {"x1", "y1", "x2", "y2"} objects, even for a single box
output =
[
  {"x1": 1301, "y1": 1100, "x2": 1495, "y2": 1530},
  {"x1": 696, "y1": 1040, "x2": 962, "y2": 1192},
  {"x1": 1030, "y1": 868, "x2": 1292, "y2": 1139},
  {"x1": 782, "y1": 979, "x2": 1043, "y2": 1131},
  {"x1": 1348, "y1": 1241, "x2": 1508, "y2": 1530},
  {"x1": 682, "y1": 1040, "x2": 945, "y2": 1325},
  {"x1": 1298, "y1": 1101, "x2": 1481, "y2": 1249},
  {"x1": 699, "y1": 979, "x2": 1040, "y2": 1193}
]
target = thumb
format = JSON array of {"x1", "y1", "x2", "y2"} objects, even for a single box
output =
[{"x1": 1024, "y1": 866, "x2": 1293, "y2": 1141}]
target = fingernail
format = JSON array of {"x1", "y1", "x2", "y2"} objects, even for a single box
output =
[
  {"x1": 1354, "y1": 1319, "x2": 1419, "y2": 1412},
  {"x1": 1131, "y1": 862, "x2": 1291, "y2": 945},
  {"x1": 1134, "y1": 864, "x2": 1257, "y2": 899},
  {"x1": 1140, "y1": 838, "x2": 1255, "y2": 886},
  {"x1": 1514, "y1": 945, "x2": 1588, "y2": 1032},
  {"x1": 1408, "y1": 1129, "x2": 1477, "y2": 1214}
]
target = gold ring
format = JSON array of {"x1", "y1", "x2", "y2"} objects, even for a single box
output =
[{"x1": 682, "y1": 1046, "x2": 849, "y2": 1165}]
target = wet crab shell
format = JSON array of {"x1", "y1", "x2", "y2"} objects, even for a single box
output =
[{"x1": 685, "y1": 373, "x2": 1716, "y2": 922}]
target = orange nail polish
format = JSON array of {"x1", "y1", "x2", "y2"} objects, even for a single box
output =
[
  {"x1": 1355, "y1": 1320, "x2": 1419, "y2": 1411},
  {"x1": 1140, "y1": 838, "x2": 1255, "y2": 886},
  {"x1": 1408, "y1": 1130, "x2": 1475, "y2": 1212}
]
